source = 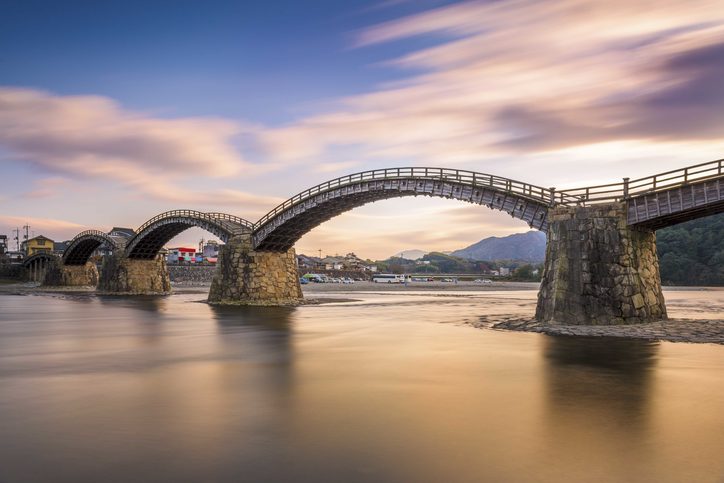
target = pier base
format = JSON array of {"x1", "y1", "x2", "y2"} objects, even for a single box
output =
[
  {"x1": 98, "y1": 253, "x2": 171, "y2": 294},
  {"x1": 536, "y1": 202, "x2": 667, "y2": 325},
  {"x1": 208, "y1": 235, "x2": 302, "y2": 305},
  {"x1": 45, "y1": 262, "x2": 99, "y2": 287}
]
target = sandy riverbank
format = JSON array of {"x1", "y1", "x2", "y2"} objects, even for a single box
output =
[{"x1": 301, "y1": 280, "x2": 541, "y2": 292}]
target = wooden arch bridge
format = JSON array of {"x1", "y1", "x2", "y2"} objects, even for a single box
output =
[{"x1": 41, "y1": 157, "x2": 724, "y2": 325}]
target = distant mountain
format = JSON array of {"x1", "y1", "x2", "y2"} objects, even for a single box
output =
[
  {"x1": 392, "y1": 249, "x2": 428, "y2": 260},
  {"x1": 451, "y1": 231, "x2": 546, "y2": 263}
]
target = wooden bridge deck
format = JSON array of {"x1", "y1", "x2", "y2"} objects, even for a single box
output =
[{"x1": 627, "y1": 178, "x2": 724, "y2": 229}]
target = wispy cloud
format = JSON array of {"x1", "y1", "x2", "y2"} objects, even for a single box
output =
[
  {"x1": 0, "y1": 87, "x2": 281, "y2": 209},
  {"x1": 260, "y1": 0, "x2": 724, "y2": 177},
  {"x1": 0, "y1": 87, "x2": 249, "y2": 174},
  {"x1": 0, "y1": 215, "x2": 87, "y2": 242}
]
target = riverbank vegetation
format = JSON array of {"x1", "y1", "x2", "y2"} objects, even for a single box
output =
[{"x1": 657, "y1": 213, "x2": 724, "y2": 286}]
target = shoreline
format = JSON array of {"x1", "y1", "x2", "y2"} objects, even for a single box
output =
[
  {"x1": 2, "y1": 281, "x2": 723, "y2": 344},
  {"x1": 482, "y1": 317, "x2": 724, "y2": 345}
]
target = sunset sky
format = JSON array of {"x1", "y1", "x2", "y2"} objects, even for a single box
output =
[{"x1": 2, "y1": 0, "x2": 724, "y2": 258}]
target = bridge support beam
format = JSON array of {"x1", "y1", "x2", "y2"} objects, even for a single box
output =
[
  {"x1": 536, "y1": 202, "x2": 667, "y2": 325},
  {"x1": 98, "y1": 253, "x2": 171, "y2": 294},
  {"x1": 208, "y1": 234, "x2": 302, "y2": 305},
  {"x1": 45, "y1": 262, "x2": 99, "y2": 287}
]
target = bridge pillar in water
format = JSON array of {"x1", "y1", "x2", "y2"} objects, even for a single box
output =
[
  {"x1": 45, "y1": 262, "x2": 99, "y2": 287},
  {"x1": 208, "y1": 234, "x2": 302, "y2": 305},
  {"x1": 97, "y1": 253, "x2": 171, "y2": 294},
  {"x1": 536, "y1": 202, "x2": 667, "y2": 325}
]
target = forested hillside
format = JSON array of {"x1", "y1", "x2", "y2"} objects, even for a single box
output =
[{"x1": 657, "y1": 213, "x2": 724, "y2": 286}]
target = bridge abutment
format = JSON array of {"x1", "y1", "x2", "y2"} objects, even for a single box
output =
[
  {"x1": 98, "y1": 253, "x2": 171, "y2": 294},
  {"x1": 45, "y1": 262, "x2": 99, "y2": 287},
  {"x1": 208, "y1": 235, "x2": 303, "y2": 305},
  {"x1": 536, "y1": 202, "x2": 667, "y2": 325}
]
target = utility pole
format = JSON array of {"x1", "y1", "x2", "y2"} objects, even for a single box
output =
[
  {"x1": 12, "y1": 228, "x2": 20, "y2": 251},
  {"x1": 22, "y1": 225, "x2": 30, "y2": 255}
]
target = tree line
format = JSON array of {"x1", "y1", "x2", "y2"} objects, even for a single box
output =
[{"x1": 657, "y1": 212, "x2": 724, "y2": 286}]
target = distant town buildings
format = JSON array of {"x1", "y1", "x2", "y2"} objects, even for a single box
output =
[
  {"x1": 53, "y1": 240, "x2": 70, "y2": 255},
  {"x1": 297, "y1": 252, "x2": 378, "y2": 272},
  {"x1": 0, "y1": 228, "x2": 223, "y2": 266},
  {"x1": 99, "y1": 227, "x2": 137, "y2": 256},
  {"x1": 167, "y1": 247, "x2": 197, "y2": 263},
  {"x1": 165, "y1": 240, "x2": 221, "y2": 264},
  {"x1": 21, "y1": 235, "x2": 54, "y2": 256},
  {"x1": 201, "y1": 240, "x2": 219, "y2": 258}
]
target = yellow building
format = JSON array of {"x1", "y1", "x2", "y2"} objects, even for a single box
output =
[{"x1": 21, "y1": 235, "x2": 54, "y2": 256}]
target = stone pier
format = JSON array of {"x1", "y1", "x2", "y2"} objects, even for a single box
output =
[
  {"x1": 536, "y1": 202, "x2": 667, "y2": 325},
  {"x1": 208, "y1": 234, "x2": 302, "y2": 305},
  {"x1": 45, "y1": 262, "x2": 99, "y2": 287},
  {"x1": 97, "y1": 253, "x2": 171, "y2": 294}
]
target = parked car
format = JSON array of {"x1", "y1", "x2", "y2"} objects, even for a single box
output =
[
  {"x1": 474, "y1": 278, "x2": 493, "y2": 284},
  {"x1": 299, "y1": 277, "x2": 309, "y2": 285}
]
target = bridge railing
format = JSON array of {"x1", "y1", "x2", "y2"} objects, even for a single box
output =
[
  {"x1": 206, "y1": 213, "x2": 254, "y2": 230},
  {"x1": 253, "y1": 167, "x2": 555, "y2": 229},
  {"x1": 558, "y1": 158, "x2": 724, "y2": 204},
  {"x1": 66, "y1": 230, "x2": 117, "y2": 247},
  {"x1": 134, "y1": 210, "x2": 252, "y2": 236},
  {"x1": 555, "y1": 182, "x2": 627, "y2": 204},
  {"x1": 69, "y1": 229, "x2": 110, "y2": 240}
]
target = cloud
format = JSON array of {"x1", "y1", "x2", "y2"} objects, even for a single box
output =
[
  {"x1": 260, "y1": 0, "x2": 724, "y2": 175},
  {"x1": 0, "y1": 87, "x2": 283, "y2": 209},
  {"x1": 0, "y1": 87, "x2": 249, "y2": 174},
  {"x1": 314, "y1": 160, "x2": 362, "y2": 174},
  {"x1": 24, "y1": 177, "x2": 71, "y2": 199},
  {"x1": 0, "y1": 215, "x2": 87, "y2": 242}
]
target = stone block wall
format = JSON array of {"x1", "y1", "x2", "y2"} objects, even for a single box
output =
[
  {"x1": 98, "y1": 253, "x2": 171, "y2": 294},
  {"x1": 167, "y1": 265, "x2": 217, "y2": 285},
  {"x1": 536, "y1": 202, "x2": 667, "y2": 325},
  {"x1": 208, "y1": 235, "x2": 303, "y2": 305}
]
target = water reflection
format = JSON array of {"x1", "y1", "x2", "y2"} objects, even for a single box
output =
[
  {"x1": 544, "y1": 335, "x2": 658, "y2": 419},
  {"x1": 211, "y1": 305, "x2": 296, "y2": 332},
  {"x1": 96, "y1": 294, "x2": 169, "y2": 313},
  {"x1": 1, "y1": 291, "x2": 722, "y2": 483},
  {"x1": 541, "y1": 335, "x2": 659, "y2": 481}
]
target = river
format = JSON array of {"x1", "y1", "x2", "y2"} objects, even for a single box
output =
[{"x1": 0, "y1": 289, "x2": 722, "y2": 483}]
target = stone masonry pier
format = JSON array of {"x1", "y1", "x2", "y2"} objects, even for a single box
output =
[
  {"x1": 208, "y1": 234, "x2": 302, "y2": 305},
  {"x1": 97, "y1": 253, "x2": 171, "y2": 294},
  {"x1": 536, "y1": 202, "x2": 667, "y2": 325},
  {"x1": 45, "y1": 261, "x2": 99, "y2": 287}
]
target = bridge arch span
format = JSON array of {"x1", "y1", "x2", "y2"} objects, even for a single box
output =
[
  {"x1": 252, "y1": 167, "x2": 554, "y2": 251},
  {"x1": 125, "y1": 210, "x2": 253, "y2": 259},
  {"x1": 23, "y1": 251, "x2": 58, "y2": 268},
  {"x1": 63, "y1": 230, "x2": 120, "y2": 266}
]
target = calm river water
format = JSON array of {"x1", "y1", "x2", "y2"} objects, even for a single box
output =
[{"x1": 0, "y1": 289, "x2": 722, "y2": 483}]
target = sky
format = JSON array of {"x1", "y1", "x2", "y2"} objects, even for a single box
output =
[{"x1": 1, "y1": 0, "x2": 724, "y2": 259}]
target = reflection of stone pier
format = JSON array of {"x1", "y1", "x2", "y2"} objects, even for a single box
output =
[
  {"x1": 208, "y1": 235, "x2": 302, "y2": 305},
  {"x1": 541, "y1": 336, "x2": 657, "y2": 478},
  {"x1": 97, "y1": 253, "x2": 171, "y2": 294},
  {"x1": 536, "y1": 202, "x2": 667, "y2": 325}
]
